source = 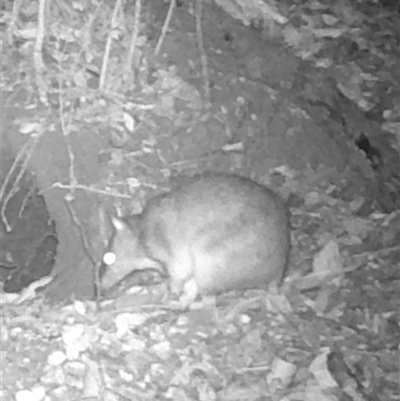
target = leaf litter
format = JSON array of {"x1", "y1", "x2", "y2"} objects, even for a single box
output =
[{"x1": 1, "y1": 0, "x2": 399, "y2": 400}]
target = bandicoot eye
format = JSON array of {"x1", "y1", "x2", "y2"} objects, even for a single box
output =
[{"x1": 103, "y1": 252, "x2": 116, "y2": 265}]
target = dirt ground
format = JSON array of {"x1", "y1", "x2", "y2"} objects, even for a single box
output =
[{"x1": 0, "y1": 1, "x2": 399, "y2": 400}]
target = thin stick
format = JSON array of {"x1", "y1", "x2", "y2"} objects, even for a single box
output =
[
  {"x1": 0, "y1": 139, "x2": 33, "y2": 202},
  {"x1": 155, "y1": 0, "x2": 176, "y2": 55},
  {"x1": 195, "y1": 0, "x2": 210, "y2": 102},
  {"x1": 125, "y1": 0, "x2": 142, "y2": 85},
  {"x1": 99, "y1": 0, "x2": 123, "y2": 89},
  {"x1": 57, "y1": 65, "x2": 99, "y2": 303},
  {"x1": 0, "y1": 134, "x2": 42, "y2": 231},
  {"x1": 34, "y1": 0, "x2": 48, "y2": 104},
  {"x1": 49, "y1": 183, "x2": 131, "y2": 198}
]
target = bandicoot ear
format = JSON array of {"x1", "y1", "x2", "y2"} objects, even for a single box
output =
[
  {"x1": 96, "y1": 208, "x2": 111, "y2": 248},
  {"x1": 110, "y1": 216, "x2": 128, "y2": 232}
]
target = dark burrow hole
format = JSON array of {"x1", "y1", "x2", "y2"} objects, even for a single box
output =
[{"x1": 0, "y1": 174, "x2": 58, "y2": 293}]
